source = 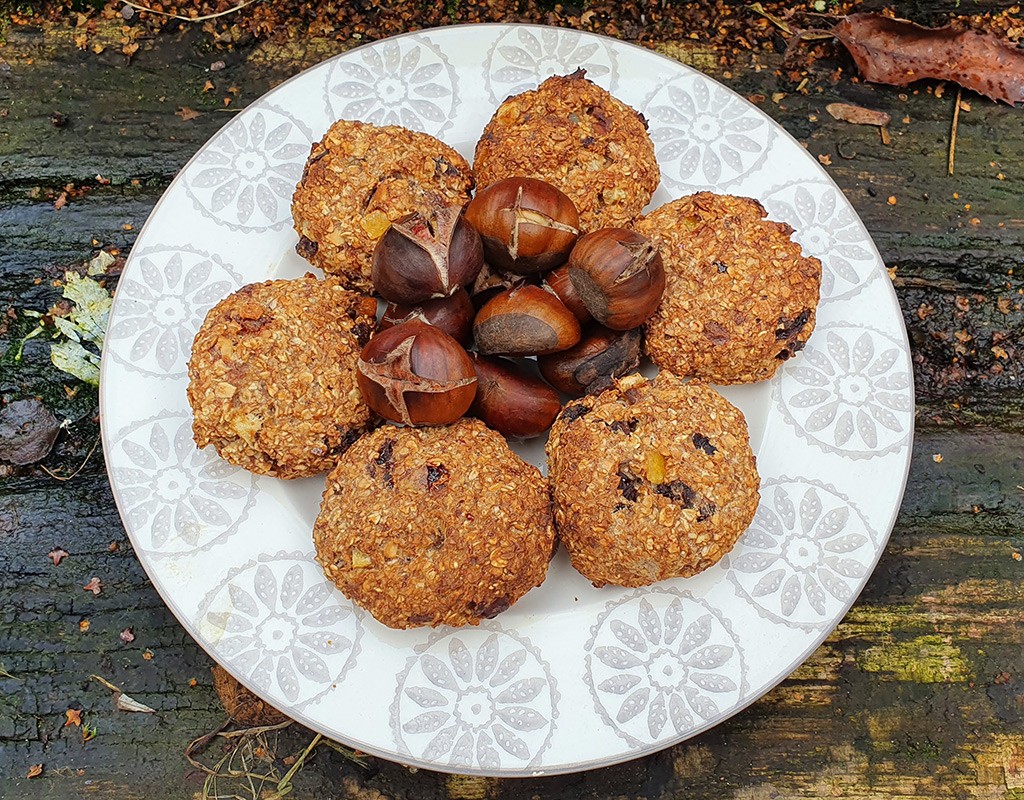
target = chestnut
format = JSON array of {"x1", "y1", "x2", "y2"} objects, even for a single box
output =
[
  {"x1": 542, "y1": 263, "x2": 591, "y2": 324},
  {"x1": 371, "y1": 201, "x2": 484, "y2": 304},
  {"x1": 356, "y1": 320, "x2": 477, "y2": 426},
  {"x1": 464, "y1": 177, "x2": 579, "y2": 275},
  {"x1": 538, "y1": 326, "x2": 643, "y2": 397},
  {"x1": 379, "y1": 288, "x2": 474, "y2": 346},
  {"x1": 468, "y1": 353, "x2": 562, "y2": 439},
  {"x1": 568, "y1": 228, "x2": 666, "y2": 330},
  {"x1": 473, "y1": 285, "x2": 582, "y2": 357},
  {"x1": 469, "y1": 261, "x2": 530, "y2": 311}
]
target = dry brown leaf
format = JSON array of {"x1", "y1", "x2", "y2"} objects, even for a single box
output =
[
  {"x1": 83, "y1": 577, "x2": 103, "y2": 595},
  {"x1": 64, "y1": 708, "x2": 82, "y2": 727},
  {"x1": 48, "y1": 548, "x2": 69, "y2": 566},
  {"x1": 175, "y1": 106, "x2": 202, "y2": 121},
  {"x1": 833, "y1": 13, "x2": 1024, "y2": 105},
  {"x1": 826, "y1": 102, "x2": 891, "y2": 127},
  {"x1": 27, "y1": 764, "x2": 43, "y2": 779}
]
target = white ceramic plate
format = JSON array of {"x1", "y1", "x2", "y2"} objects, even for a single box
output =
[{"x1": 100, "y1": 24, "x2": 914, "y2": 777}]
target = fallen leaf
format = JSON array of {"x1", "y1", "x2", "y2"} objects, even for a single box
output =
[
  {"x1": 27, "y1": 764, "x2": 43, "y2": 779},
  {"x1": 48, "y1": 548, "x2": 69, "y2": 566},
  {"x1": 175, "y1": 106, "x2": 202, "y2": 121},
  {"x1": 142, "y1": 649, "x2": 154, "y2": 661},
  {"x1": 992, "y1": 346, "x2": 1009, "y2": 359},
  {"x1": 120, "y1": 627, "x2": 135, "y2": 644},
  {"x1": 94, "y1": 174, "x2": 111, "y2": 185},
  {"x1": 116, "y1": 693, "x2": 156, "y2": 713},
  {"x1": 826, "y1": 102, "x2": 891, "y2": 127},
  {"x1": 202, "y1": 79, "x2": 215, "y2": 93},
  {"x1": 83, "y1": 577, "x2": 103, "y2": 595},
  {"x1": 64, "y1": 708, "x2": 82, "y2": 727},
  {"x1": 0, "y1": 399, "x2": 61, "y2": 466},
  {"x1": 209, "y1": 59, "x2": 226, "y2": 71},
  {"x1": 79, "y1": 619, "x2": 90, "y2": 632},
  {"x1": 933, "y1": 453, "x2": 944, "y2": 463},
  {"x1": 53, "y1": 192, "x2": 68, "y2": 210},
  {"x1": 122, "y1": 42, "x2": 139, "y2": 57},
  {"x1": 833, "y1": 13, "x2": 1024, "y2": 105}
]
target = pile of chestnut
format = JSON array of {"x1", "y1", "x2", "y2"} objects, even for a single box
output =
[{"x1": 356, "y1": 177, "x2": 666, "y2": 438}]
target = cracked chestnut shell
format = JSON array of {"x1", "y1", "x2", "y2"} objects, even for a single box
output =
[
  {"x1": 464, "y1": 177, "x2": 580, "y2": 275},
  {"x1": 468, "y1": 353, "x2": 562, "y2": 439},
  {"x1": 542, "y1": 263, "x2": 591, "y2": 324},
  {"x1": 538, "y1": 326, "x2": 643, "y2": 397},
  {"x1": 568, "y1": 228, "x2": 666, "y2": 330},
  {"x1": 379, "y1": 288, "x2": 474, "y2": 346},
  {"x1": 356, "y1": 320, "x2": 477, "y2": 426},
  {"x1": 371, "y1": 201, "x2": 484, "y2": 304},
  {"x1": 473, "y1": 285, "x2": 582, "y2": 357}
]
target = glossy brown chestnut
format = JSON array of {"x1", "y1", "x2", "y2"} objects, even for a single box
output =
[
  {"x1": 473, "y1": 285, "x2": 582, "y2": 357},
  {"x1": 371, "y1": 201, "x2": 484, "y2": 304},
  {"x1": 379, "y1": 288, "x2": 474, "y2": 346},
  {"x1": 356, "y1": 320, "x2": 477, "y2": 426},
  {"x1": 538, "y1": 326, "x2": 643, "y2": 397},
  {"x1": 542, "y1": 263, "x2": 591, "y2": 324},
  {"x1": 568, "y1": 228, "x2": 666, "y2": 330},
  {"x1": 468, "y1": 261, "x2": 529, "y2": 311},
  {"x1": 464, "y1": 177, "x2": 579, "y2": 275},
  {"x1": 468, "y1": 353, "x2": 562, "y2": 438}
]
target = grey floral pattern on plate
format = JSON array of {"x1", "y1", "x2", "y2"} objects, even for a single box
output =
[
  {"x1": 725, "y1": 479, "x2": 879, "y2": 629},
  {"x1": 324, "y1": 34, "x2": 459, "y2": 137},
  {"x1": 585, "y1": 589, "x2": 746, "y2": 747},
  {"x1": 182, "y1": 103, "x2": 313, "y2": 231},
  {"x1": 764, "y1": 180, "x2": 880, "y2": 302},
  {"x1": 482, "y1": 26, "x2": 618, "y2": 103},
  {"x1": 196, "y1": 551, "x2": 362, "y2": 708},
  {"x1": 776, "y1": 324, "x2": 912, "y2": 458},
  {"x1": 110, "y1": 412, "x2": 257, "y2": 557},
  {"x1": 642, "y1": 72, "x2": 774, "y2": 190},
  {"x1": 106, "y1": 246, "x2": 242, "y2": 377},
  {"x1": 391, "y1": 626, "x2": 558, "y2": 770}
]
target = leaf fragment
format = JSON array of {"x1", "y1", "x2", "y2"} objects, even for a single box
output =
[
  {"x1": 64, "y1": 708, "x2": 82, "y2": 727},
  {"x1": 826, "y1": 102, "x2": 891, "y2": 127},
  {"x1": 115, "y1": 693, "x2": 156, "y2": 713},
  {"x1": 833, "y1": 13, "x2": 1024, "y2": 105},
  {"x1": 48, "y1": 548, "x2": 69, "y2": 566},
  {"x1": 50, "y1": 340, "x2": 101, "y2": 386},
  {"x1": 176, "y1": 106, "x2": 202, "y2": 121},
  {"x1": 27, "y1": 764, "x2": 43, "y2": 779},
  {"x1": 83, "y1": 577, "x2": 103, "y2": 595}
]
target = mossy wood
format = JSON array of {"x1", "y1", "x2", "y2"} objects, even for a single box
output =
[{"x1": 1, "y1": 11, "x2": 1022, "y2": 800}]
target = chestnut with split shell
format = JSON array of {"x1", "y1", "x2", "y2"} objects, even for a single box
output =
[
  {"x1": 465, "y1": 177, "x2": 580, "y2": 275},
  {"x1": 356, "y1": 320, "x2": 477, "y2": 426},
  {"x1": 379, "y1": 288, "x2": 474, "y2": 346},
  {"x1": 538, "y1": 326, "x2": 643, "y2": 397},
  {"x1": 468, "y1": 353, "x2": 562, "y2": 439},
  {"x1": 473, "y1": 284, "x2": 582, "y2": 357},
  {"x1": 371, "y1": 201, "x2": 484, "y2": 304},
  {"x1": 568, "y1": 228, "x2": 665, "y2": 330}
]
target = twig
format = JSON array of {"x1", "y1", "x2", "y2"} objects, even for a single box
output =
[
  {"x1": 122, "y1": 0, "x2": 261, "y2": 23},
  {"x1": 270, "y1": 734, "x2": 322, "y2": 799},
  {"x1": 948, "y1": 86, "x2": 962, "y2": 176},
  {"x1": 185, "y1": 719, "x2": 234, "y2": 774},
  {"x1": 90, "y1": 674, "x2": 121, "y2": 692},
  {"x1": 40, "y1": 435, "x2": 100, "y2": 482}
]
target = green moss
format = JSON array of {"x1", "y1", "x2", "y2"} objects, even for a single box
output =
[{"x1": 858, "y1": 634, "x2": 974, "y2": 683}]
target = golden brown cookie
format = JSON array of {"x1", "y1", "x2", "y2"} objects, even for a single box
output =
[
  {"x1": 314, "y1": 419, "x2": 555, "y2": 629},
  {"x1": 546, "y1": 373, "x2": 759, "y2": 588},
  {"x1": 187, "y1": 275, "x2": 377, "y2": 478},
  {"x1": 635, "y1": 192, "x2": 822, "y2": 384},
  {"x1": 292, "y1": 119, "x2": 474, "y2": 293},
  {"x1": 473, "y1": 70, "x2": 659, "y2": 230}
]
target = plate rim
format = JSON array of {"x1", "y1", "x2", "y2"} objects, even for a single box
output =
[{"x1": 98, "y1": 21, "x2": 916, "y2": 777}]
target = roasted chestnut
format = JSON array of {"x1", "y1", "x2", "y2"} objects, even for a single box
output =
[
  {"x1": 542, "y1": 263, "x2": 591, "y2": 324},
  {"x1": 371, "y1": 201, "x2": 484, "y2": 304},
  {"x1": 464, "y1": 177, "x2": 579, "y2": 275},
  {"x1": 469, "y1": 261, "x2": 530, "y2": 311},
  {"x1": 356, "y1": 320, "x2": 477, "y2": 426},
  {"x1": 379, "y1": 288, "x2": 474, "y2": 346},
  {"x1": 473, "y1": 285, "x2": 582, "y2": 357},
  {"x1": 468, "y1": 353, "x2": 562, "y2": 438},
  {"x1": 568, "y1": 228, "x2": 665, "y2": 330},
  {"x1": 538, "y1": 326, "x2": 643, "y2": 397}
]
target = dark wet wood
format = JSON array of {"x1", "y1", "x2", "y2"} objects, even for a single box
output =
[{"x1": 2, "y1": 8, "x2": 1023, "y2": 799}]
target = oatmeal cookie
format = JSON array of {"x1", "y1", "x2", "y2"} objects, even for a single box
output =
[
  {"x1": 314, "y1": 419, "x2": 555, "y2": 629},
  {"x1": 187, "y1": 275, "x2": 377, "y2": 478},
  {"x1": 635, "y1": 192, "x2": 822, "y2": 384},
  {"x1": 292, "y1": 119, "x2": 474, "y2": 292},
  {"x1": 547, "y1": 372, "x2": 759, "y2": 588},
  {"x1": 473, "y1": 70, "x2": 659, "y2": 230}
]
